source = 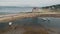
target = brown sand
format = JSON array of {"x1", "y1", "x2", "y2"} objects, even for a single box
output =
[
  {"x1": 0, "y1": 13, "x2": 60, "y2": 22},
  {"x1": 0, "y1": 25, "x2": 48, "y2": 34}
]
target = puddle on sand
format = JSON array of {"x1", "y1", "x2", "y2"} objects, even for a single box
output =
[{"x1": 0, "y1": 17, "x2": 60, "y2": 34}]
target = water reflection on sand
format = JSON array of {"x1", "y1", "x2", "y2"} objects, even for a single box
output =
[
  {"x1": 0, "y1": 17, "x2": 60, "y2": 34},
  {"x1": 38, "y1": 17, "x2": 60, "y2": 34}
]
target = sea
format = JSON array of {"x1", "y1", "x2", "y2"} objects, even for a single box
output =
[
  {"x1": 0, "y1": 6, "x2": 60, "y2": 34},
  {"x1": 0, "y1": 6, "x2": 33, "y2": 15}
]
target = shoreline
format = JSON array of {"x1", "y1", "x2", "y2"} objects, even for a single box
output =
[{"x1": 0, "y1": 13, "x2": 60, "y2": 22}]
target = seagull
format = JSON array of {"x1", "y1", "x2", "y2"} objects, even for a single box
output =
[
  {"x1": 42, "y1": 18, "x2": 47, "y2": 20},
  {"x1": 41, "y1": 18, "x2": 50, "y2": 22},
  {"x1": 9, "y1": 22, "x2": 13, "y2": 26}
]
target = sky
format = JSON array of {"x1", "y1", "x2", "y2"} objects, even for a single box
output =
[{"x1": 0, "y1": 0, "x2": 60, "y2": 7}]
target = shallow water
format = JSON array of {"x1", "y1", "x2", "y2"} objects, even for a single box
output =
[
  {"x1": 0, "y1": 17, "x2": 60, "y2": 34},
  {"x1": 38, "y1": 17, "x2": 60, "y2": 34}
]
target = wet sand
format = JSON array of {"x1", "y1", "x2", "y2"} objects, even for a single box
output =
[
  {"x1": 0, "y1": 23, "x2": 60, "y2": 34},
  {"x1": 0, "y1": 25, "x2": 48, "y2": 34}
]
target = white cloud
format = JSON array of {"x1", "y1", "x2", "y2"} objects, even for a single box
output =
[{"x1": 0, "y1": 0, "x2": 60, "y2": 7}]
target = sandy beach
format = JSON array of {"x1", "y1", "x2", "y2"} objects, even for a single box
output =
[
  {"x1": 0, "y1": 25, "x2": 48, "y2": 34},
  {"x1": 0, "y1": 12, "x2": 60, "y2": 22}
]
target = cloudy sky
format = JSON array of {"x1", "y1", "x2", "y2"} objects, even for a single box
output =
[{"x1": 0, "y1": 0, "x2": 60, "y2": 7}]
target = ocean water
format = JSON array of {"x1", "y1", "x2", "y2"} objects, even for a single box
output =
[{"x1": 0, "y1": 6, "x2": 33, "y2": 15}]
